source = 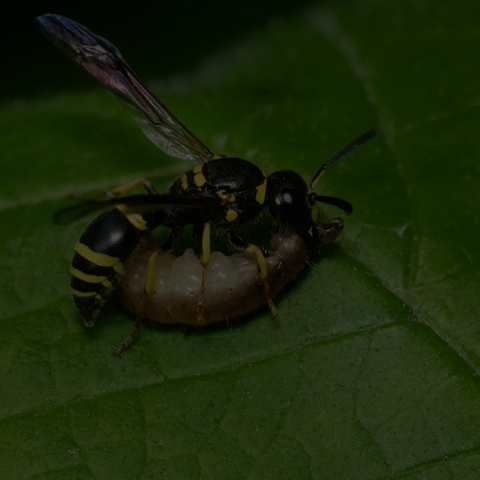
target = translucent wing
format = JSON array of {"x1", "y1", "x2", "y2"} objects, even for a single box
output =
[
  {"x1": 54, "y1": 193, "x2": 224, "y2": 225},
  {"x1": 36, "y1": 14, "x2": 215, "y2": 164}
]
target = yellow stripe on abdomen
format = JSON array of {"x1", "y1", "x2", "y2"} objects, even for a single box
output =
[
  {"x1": 75, "y1": 242, "x2": 119, "y2": 267},
  {"x1": 71, "y1": 288, "x2": 97, "y2": 297},
  {"x1": 70, "y1": 267, "x2": 107, "y2": 284}
]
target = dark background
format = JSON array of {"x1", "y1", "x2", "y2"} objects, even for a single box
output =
[{"x1": 1, "y1": 0, "x2": 327, "y2": 102}]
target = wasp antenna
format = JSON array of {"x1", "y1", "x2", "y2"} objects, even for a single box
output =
[
  {"x1": 311, "y1": 194, "x2": 353, "y2": 215},
  {"x1": 310, "y1": 128, "x2": 376, "y2": 189}
]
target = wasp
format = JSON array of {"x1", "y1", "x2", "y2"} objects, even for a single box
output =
[{"x1": 37, "y1": 14, "x2": 376, "y2": 355}]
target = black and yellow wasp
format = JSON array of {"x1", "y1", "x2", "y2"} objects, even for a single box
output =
[{"x1": 37, "y1": 14, "x2": 376, "y2": 354}]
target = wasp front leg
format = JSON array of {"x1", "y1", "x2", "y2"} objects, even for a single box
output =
[
  {"x1": 196, "y1": 222, "x2": 212, "y2": 325},
  {"x1": 113, "y1": 249, "x2": 159, "y2": 356},
  {"x1": 228, "y1": 231, "x2": 278, "y2": 318}
]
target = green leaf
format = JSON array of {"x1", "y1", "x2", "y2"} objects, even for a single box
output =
[{"x1": 2, "y1": 1, "x2": 480, "y2": 478}]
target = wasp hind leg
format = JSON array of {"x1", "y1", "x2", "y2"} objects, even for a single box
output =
[
  {"x1": 113, "y1": 249, "x2": 158, "y2": 356},
  {"x1": 228, "y1": 231, "x2": 278, "y2": 318},
  {"x1": 71, "y1": 178, "x2": 158, "y2": 203}
]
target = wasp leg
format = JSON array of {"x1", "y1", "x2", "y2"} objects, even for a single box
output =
[
  {"x1": 228, "y1": 231, "x2": 278, "y2": 318},
  {"x1": 196, "y1": 222, "x2": 212, "y2": 325},
  {"x1": 107, "y1": 178, "x2": 158, "y2": 198},
  {"x1": 113, "y1": 249, "x2": 158, "y2": 356},
  {"x1": 70, "y1": 178, "x2": 158, "y2": 203}
]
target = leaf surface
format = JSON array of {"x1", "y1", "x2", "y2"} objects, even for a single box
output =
[{"x1": 1, "y1": 1, "x2": 480, "y2": 478}]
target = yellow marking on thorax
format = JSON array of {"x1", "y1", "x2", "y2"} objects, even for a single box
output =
[
  {"x1": 226, "y1": 209, "x2": 238, "y2": 222},
  {"x1": 70, "y1": 267, "x2": 106, "y2": 284},
  {"x1": 75, "y1": 243, "x2": 119, "y2": 267},
  {"x1": 181, "y1": 174, "x2": 188, "y2": 190},
  {"x1": 193, "y1": 164, "x2": 206, "y2": 187},
  {"x1": 255, "y1": 178, "x2": 267, "y2": 205}
]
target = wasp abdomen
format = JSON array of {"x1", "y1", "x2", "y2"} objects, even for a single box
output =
[{"x1": 70, "y1": 209, "x2": 144, "y2": 326}]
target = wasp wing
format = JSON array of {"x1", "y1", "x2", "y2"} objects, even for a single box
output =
[
  {"x1": 54, "y1": 193, "x2": 224, "y2": 225},
  {"x1": 36, "y1": 14, "x2": 215, "y2": 164}
]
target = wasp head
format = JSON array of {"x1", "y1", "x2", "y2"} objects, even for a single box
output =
[{"x1": 266, "y1": 171, "x2": 314, "y2": 235}]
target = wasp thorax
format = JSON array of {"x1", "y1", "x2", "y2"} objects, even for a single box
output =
[{"x1": 266, "y1": 170, "x2": 313, "y2": 234}]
